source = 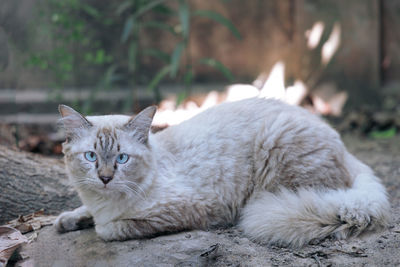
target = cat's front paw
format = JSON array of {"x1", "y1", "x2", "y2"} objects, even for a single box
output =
[
  {"x1": 54, "y1": 211, "x2": 80, "y2": 233},
  {"x1": 54, "y1": 209, "x2": 94, "y2": 233}
]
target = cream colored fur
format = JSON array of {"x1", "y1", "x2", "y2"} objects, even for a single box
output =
[{"x1": 55, "y1": 98, "x2": 390, "y2": 247}]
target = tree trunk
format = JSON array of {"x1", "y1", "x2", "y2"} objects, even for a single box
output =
[{"x1": 0, "y1": 145, "x2": 80, "y2": 224}]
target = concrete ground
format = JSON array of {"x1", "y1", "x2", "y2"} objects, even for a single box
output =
[{"x1": 16, "y1": 135, "x2": 400, "y2": 266}]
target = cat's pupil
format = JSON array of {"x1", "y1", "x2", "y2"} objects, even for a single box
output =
[{"x1": 90, "y1": 152, "x2": 95, "y2": 158}]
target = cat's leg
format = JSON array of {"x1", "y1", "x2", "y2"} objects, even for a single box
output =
[
  {"x1": 54, "y1": 206, "x2": 94, "y2": 233},
  {"x1": 96, "y1": 219, "x2": 155, "y2": 241},
  {"x1": 95, "y1": 201, "x2": 217, "y2": 241}
]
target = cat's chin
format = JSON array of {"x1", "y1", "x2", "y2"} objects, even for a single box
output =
[
  {"x1": 88, "y1": 183, "x2": 138, "y2": 199},
  {"x1": 83, "y1": 183, "x2": 122, "y2": 197}
]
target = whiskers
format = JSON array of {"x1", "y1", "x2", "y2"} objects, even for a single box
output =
[
  {"x1": 72, "y1": 176, "x2": 147, "y2": 201},
  {"x1": 114, "y1": 180, "x2": 147, "y2": 201},
  {"x1": 74, "y1": 176, "x2": 99, "y2": 189}
]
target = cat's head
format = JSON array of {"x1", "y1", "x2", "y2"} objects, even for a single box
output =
[{"x1": 58, "y1": 105, "x2": 156, "y2": 199}]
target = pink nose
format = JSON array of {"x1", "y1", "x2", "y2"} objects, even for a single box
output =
[{"x1": 99, "y1": 176, "x2": 113, "y2": 185}]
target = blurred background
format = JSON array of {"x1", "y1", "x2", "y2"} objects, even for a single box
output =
[{"x1": 1, "y1": 0, "x2": 400, "y2": 156}]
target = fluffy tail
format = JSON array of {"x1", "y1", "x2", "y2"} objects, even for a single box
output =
[{"x1": 239, "y1": 155, "x2": 391, "y2": 247}]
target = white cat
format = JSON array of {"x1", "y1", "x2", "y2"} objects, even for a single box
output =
[{"x1": 55, "y1": 98, "x2": 390, "y2": 247}]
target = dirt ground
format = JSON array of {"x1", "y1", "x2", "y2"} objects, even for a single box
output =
[{"x1": 12, "y1": 134, "x2": 400, "y2": 266}]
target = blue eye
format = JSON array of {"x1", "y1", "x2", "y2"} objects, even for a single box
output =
[
  {"x1": 116, "y1": 153, "x2": 129, "y2": 164},
  {"x1": 84, "y1": 151, "x2": 97, "y2": 162}
]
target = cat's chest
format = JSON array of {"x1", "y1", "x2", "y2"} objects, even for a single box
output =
[{"x1": 78, "y1": 192, "x2": 129, "y2": 224}]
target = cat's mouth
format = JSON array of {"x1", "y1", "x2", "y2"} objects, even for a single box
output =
[
  {"x1": 94, "y1": 183, "x2": 115, "y2": 195},
  {"x1": 90, "y1": 182, "x2": 111, "y2": 191},
  {"x1": 100, "y1": 183, "x2": 112, "y2": 190}
]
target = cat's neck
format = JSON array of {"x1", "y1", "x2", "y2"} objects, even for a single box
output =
[{"x1": 148, "y1": 133, "x2": 178, "y2": 180}]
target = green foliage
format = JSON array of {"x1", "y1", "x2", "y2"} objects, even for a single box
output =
[
  {"x1": 28, "y1": 0, "x2": 241, "y2": 111},
  {"x1": 125, "y1": 0, "x2": 241, "y2": 104},
  {"x1": 370, "y1": 127, "x2": 397, "y2": 139},
  {"x1": 26, "y1": 0, "x2": 115, "y2": 104}
]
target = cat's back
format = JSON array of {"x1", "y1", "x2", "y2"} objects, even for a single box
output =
[
  {"x1": 152, "y1": 97, "x2": 345, "y2": 199},
  {"x1": 153, "y1": 97, "x2": 343, "y2": 167},
  {"x1": 155, "y1": 97, "x2": 323, "y2": 144}
]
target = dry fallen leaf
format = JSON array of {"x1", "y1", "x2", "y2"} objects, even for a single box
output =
[
  {"x1": 0, "y1": 226, "x2": 28, "y2": 266},
  {"x1": 3, "y1": 210, "x2": 57, "y2": 234}
]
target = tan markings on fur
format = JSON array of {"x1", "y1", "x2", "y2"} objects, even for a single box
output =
[
  {"x1": 96, "y1": 127, "x2": 117, "y2": 152},
  {"x1": 253, "y1": 118, "x2": 351, "y2": 192},
  {"x1": 91, "y1": 127, "x2": 122, "y2": 178},
  {"x1": 100, "y1": 200, "x2": 227, "y2": 240},
  {"x1": 98, "y1": 135, "x2": 103, "y2": 149},
  {"x1": 112, "y1": 128, "x2": 118, "y2": 140},
  {"x1": 333, "y1": 156, "x2": 351, "y2": 187},
  {"x1": 110, "y1": 136, "x2": 115, "y2": 151}
]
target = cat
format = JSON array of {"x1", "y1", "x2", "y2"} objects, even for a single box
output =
[{"x1": 54, "y1": 97, "x2": 390, "y2": 247}]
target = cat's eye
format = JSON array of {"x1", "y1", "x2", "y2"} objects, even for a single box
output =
[
  {"x1": 116, "y1": 153, "x2": 129, "y2": 164},
  {"x1": 84, "y1": 151, "x2": 97, "y2": 162}
]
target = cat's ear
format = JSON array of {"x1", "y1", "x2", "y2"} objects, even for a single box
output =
[
  {"x1": 58, "y1": 104, "x2": 92, "y2": 140},
  {"x1": 124, "y1": 106, "x2": 157, "y2": 144}
]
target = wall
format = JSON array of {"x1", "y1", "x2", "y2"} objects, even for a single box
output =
[{"x1": 0, "y1": 0, "x2": 397, "y2": 107}]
